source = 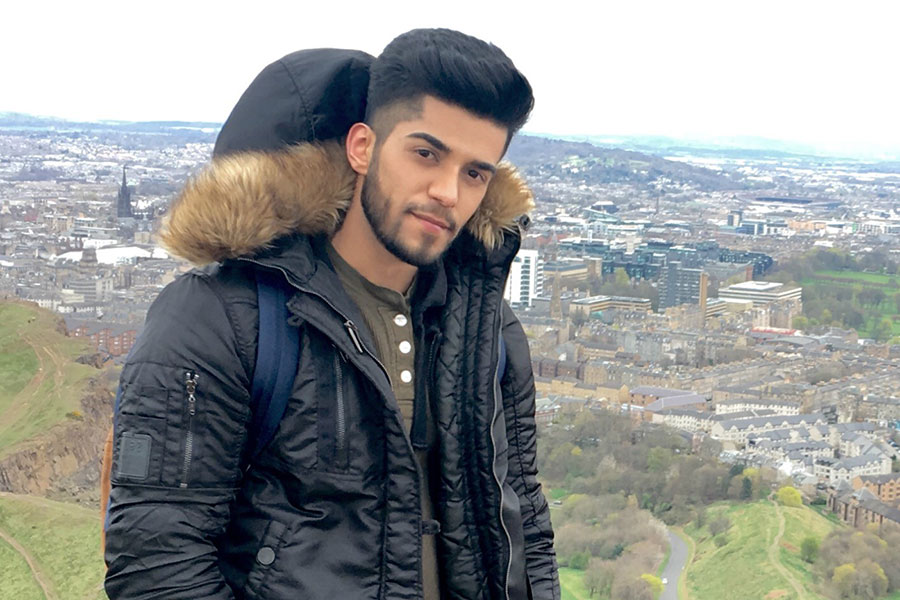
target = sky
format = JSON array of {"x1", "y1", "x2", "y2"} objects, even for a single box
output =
[{"x1": 3, "y1": 1, "x2": 899, "y2": 157}]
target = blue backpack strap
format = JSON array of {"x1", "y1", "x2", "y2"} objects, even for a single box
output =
[{"x1": 248, "y1": 269, "x2": 300, "y2": 464}]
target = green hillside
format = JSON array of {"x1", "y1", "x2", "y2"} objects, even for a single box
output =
[
  {"x1": 0, "y1": 493, "x2": 107, "y2": 600},
  {"x1": 0, "y1": 302, "x2": 97, "y2": 457},
  {"x1": 684, "y1": 499, "x2": 840, "y2": 600}
]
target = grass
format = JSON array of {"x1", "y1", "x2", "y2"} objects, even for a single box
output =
[
  {"x1": 549, "y1": 488, "x2": 570, "y2": 500},
  {"x1": 559, "y1": 567, "x2": 592, "y2": 600},
  {"x1": 0, "y1": 493, "x2": 107, "y2": 600},
  {"x1": 0, "y1": 302, "x2": 97, "y2": 458},
  {"x1": 0, "y1": 535, "x2": 44, "y2": 600},
  {"x1": 683, "y1": 501, "x2": 841, "y2": 600},
  {"x1": 798, "y1": 271, "x2": 900, "y2": 337},
  {"x1": 778, "y1": 505, "x2": 840, "y2": 593},
  {"x1": 813, "y1": 270, "x2": 899, "y2": 286}
]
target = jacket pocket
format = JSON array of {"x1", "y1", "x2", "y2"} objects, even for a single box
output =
[
  {"x1": 114, "y1": 385, "x2": 175, "y2": 485},
  {"x1": 242, "y1": 519, "x2": 288, "y2": 600}
]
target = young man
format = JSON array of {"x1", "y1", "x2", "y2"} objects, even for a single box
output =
[{"x1": 104, "y1": 29, "x2": 559, "y2": 599}]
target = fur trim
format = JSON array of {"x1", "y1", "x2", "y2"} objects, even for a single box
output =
[{"x1": 161, "y1": 140, "x2": 533, "y2": 265}]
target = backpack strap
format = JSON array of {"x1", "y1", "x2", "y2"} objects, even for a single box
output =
[{"x1": 247, "y1": 269, "x2": 300, "y2": 465}]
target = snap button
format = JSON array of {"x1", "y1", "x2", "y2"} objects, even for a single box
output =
[
  {"x1": 393, "y1": 314, "x2": 408, "y2": 327},
  {"x1": 400, "y1": 370, "x2": 413, "y2": 383},
  {"x1": 399, "y1": 341, "x2": 412, "y2": 354},
  {"x1": 256, "y1": 546, "x2": 276, "y2": 565}
]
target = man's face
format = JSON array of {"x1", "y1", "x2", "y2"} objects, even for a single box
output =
[{"x1": 360, "y1": 96, "x2": 508, "y2": 267}]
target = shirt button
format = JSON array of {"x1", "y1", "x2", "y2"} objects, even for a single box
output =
[
  {"x1": 399, "y1": 341, "x2": 412, "y2": 354},
  {"x1": 400, "y1": 370, "x2": 413, "y2": 383},
  {"x1": 256, "y1": 546, "x2": 276, "y2": 565},
  {"x1": 393, "y1": 314, "x2": 408, "y2": 327}
]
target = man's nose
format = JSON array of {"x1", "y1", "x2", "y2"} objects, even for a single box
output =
[{"x1": 428, "y1": 167, "x2": 459, "y2": 207}]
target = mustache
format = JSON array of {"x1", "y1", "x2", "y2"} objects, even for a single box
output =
[{"x1": 406, "y1": 205, "x2": 458, "y2": 232}]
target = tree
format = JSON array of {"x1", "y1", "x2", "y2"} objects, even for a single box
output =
[
  {"x1": 709, "y1": 516, "x2": 731, "y2": 536},
  {"x1": 694, "y1": 506, "x2": 707, "y2": 529},
  {"x1": 640, "y1": 574, "x2": 663, "y2": 596},
  {"x1": 614, "y1": 267, "x2": 630, "y2": 287},
  {"x1": 611, "y1": 574, "x2": 653, "y2": 600},
  {"x1": 776, "y1": 486, "x2": 802, "y2": 507},
  {"x1": 874, "y1": 318, "x2": 894, "y2": 342},
  {"x1": 741, "y1": 476, "x2": 753, "y2": 500},
  {"x1": 583, "y1": 558, "x2": 616, "y2": 598},
  {"x1": 832, "y1": 563, "x2": 856, "y2": 599},
  {"x1": 801, "y1": 536, "x2": 819, "y2": 563}
]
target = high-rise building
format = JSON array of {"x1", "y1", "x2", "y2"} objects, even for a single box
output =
[
  {"x1": 659, "y1": 261, "x2": 705, "y2": 309},
  {"x1": 504, "y1": 249, "x2": 543, "y2": 307},
  {"x1": 117, "y1": 167, "x2": 133, "y2": 219}
]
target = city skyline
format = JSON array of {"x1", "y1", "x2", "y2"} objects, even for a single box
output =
[{"x1": 4, "y1": 1, "x2": 900, "y2": 158}]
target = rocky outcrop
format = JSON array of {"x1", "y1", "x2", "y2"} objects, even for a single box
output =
[{"x1": 0, "y1": 378, "x2": 113, "y2": 504}]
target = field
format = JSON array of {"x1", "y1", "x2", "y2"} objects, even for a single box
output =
[
  {"x1": 801, "y1": 269, "x2": 900, "y2": 338},
  {"x1": 0, "y1": 302, "x2": 97, "y2": 457},
  {"x1": 0, "y1": 493, "x2": 107, "y2": 600},
  {"x1": 683, "y1": 499, "x2": 840, "y2": 600}
]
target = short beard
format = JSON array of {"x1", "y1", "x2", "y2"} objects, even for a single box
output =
[{"x1": 360, "y1": 155, "x2": 457, "y2": 268}]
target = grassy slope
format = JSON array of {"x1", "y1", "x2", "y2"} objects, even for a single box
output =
[
  {"x1": 0, "y1": 536, "x2": 44, "y2": 600},
  {"x1": 559, "y1": 567, "x2": 592, "y2": 600},
  {"x1": 0, "y1": 493, "x2": 107, "y2": 600},
  {"x1": 0, "y1": 302, "x2": 97, "y2": 457},
  {"x1": 778, "y1": 505, "x2": 838, "y2": 594},
  {"x1": 684, "y1": 501, "x2": 840, "y2": 600}
]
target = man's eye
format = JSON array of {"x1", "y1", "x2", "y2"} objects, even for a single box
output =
[
  {"x1": 416, "y1": 148, "x2": 435, "y2": 159},
  {"x1": 468, "y1": 169, "x2": 486, "y2": 182}
]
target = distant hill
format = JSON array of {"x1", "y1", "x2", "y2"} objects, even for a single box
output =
[
  {"x1": 0, "y1": 112, "x2": 219, "y2": 145},
  {"x1": 507, "y1": 134, "x2": 748, "y2": 191}
]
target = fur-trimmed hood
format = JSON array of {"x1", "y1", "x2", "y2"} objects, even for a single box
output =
[
  {"x1": 161, "y1": 139, "x2": 534, "y2": 266},
  {"x1": 159, "y1": 47, "x2": 533, "y2": 265}
]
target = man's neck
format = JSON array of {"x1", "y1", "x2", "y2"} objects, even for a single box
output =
[{"x1": 331, "y1": 202, "x2": 417, "y2": 294}]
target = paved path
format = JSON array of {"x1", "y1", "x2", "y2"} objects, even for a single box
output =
[
  {"x1": 661, "y1": 528, "x2": 689, "y2": 600},
  {"x1": 0, "y1": 524, "x2": 57, "y2": 600}
]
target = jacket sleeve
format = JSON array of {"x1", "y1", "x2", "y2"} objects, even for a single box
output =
[
  {"x1": 500, "y1": 302, "x2": 560, "y2": 600},
  {"x1": 104, "y1": 270, "x2": 253, "y2": 600}
]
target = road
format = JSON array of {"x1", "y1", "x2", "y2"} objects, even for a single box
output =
[{"x1": 660, "y1": 528, "x2": 689, "y2": 600}]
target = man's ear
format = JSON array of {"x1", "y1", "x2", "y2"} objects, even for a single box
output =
[{"x1": 346, "y1": 122, "x2": 375, "y2": 176}]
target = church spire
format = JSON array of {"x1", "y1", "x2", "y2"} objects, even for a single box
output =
[{"x1": 117, "y1": 165, "x2": 133, "y2": 219}]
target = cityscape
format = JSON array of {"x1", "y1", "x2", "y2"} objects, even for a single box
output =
[{"x1": 2, "y1": 114, "x2": 900, "y2": 599}]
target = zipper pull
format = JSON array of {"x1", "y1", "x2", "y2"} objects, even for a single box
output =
[
  {"x1": 185, "y1": 372, "x2": 199, "y2": 415},
  {"x1": 344, "y1": 320, "x2": 365, "y2": 354}
]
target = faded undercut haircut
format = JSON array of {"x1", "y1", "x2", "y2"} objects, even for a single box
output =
[{"x1": 365, "y1": 28, "x2": 534, "y2": 150}]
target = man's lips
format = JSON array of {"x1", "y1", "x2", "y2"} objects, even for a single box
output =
[{"x1": 411, "y1": 211, "x2": 451, "y2": 231}]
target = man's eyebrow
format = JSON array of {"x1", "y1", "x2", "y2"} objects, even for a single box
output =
[
  {"x1": 407, "y1": 132, "x2": 497, "y2": 175},
  {"x1": 407, "y1": 132, "x2": 450, "y2": 153}
]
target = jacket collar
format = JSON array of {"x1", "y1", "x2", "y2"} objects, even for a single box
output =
[{"x1": 160, "y1": 139, "x2": 534, "y2": 271}]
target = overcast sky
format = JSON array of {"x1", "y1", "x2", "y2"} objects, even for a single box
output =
[{"x1": 3, "y1": 1, "x2": 898, "y2": 156}]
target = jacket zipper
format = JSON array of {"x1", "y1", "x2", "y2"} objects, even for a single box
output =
[
  {"x1": 238, "y1": 259, "x2": 424, "y2": 595},
  {"x1": 334, "y1": 352, "x2": 347, "y2": 466},
  {"x1": 180, "y1": 371, "x2": 199, "y2": 488},
  {"x1": 490, "y1": 302, "x2": 514, "y2": 600}
]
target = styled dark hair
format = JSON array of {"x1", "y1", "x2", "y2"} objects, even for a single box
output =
[{"x1": 365, "y1": 28, "x2": 534, "y2": 145}]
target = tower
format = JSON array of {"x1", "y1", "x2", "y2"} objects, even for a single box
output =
[{"x1": 117, "y1": 167, "x2": 133, "y2": 219}]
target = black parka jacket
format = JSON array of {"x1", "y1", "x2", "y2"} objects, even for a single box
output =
[{"x1": 104, "y1": 50, "x2": 558, "y2": 600}]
